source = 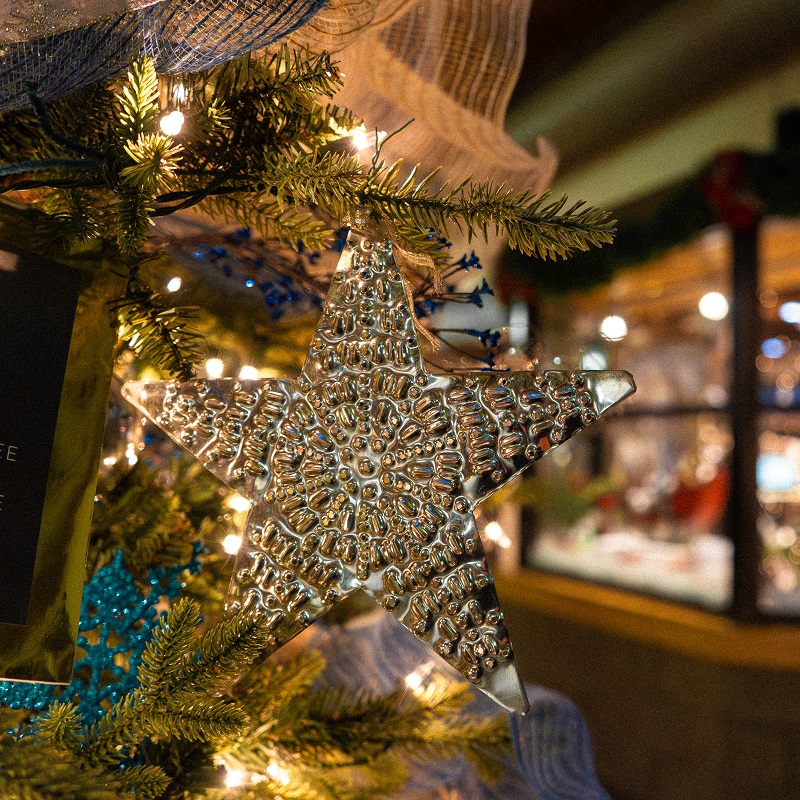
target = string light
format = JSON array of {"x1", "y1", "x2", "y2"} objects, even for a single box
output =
[
  {"x1": 266, "y1": 762, "x2": 291, "y2": 786},
  {"x1": 698, "y1": 291, "x2": 729, "y2": 320},
  {"x1": 351, "y1": 127, "x2": 387, "y2": 152},
  {"x1": 405, "y1": 662, "x2": 435, "y2": 693},
  {"x1": 102, "y1": 456, "x2": 117, "y2": 467},
  {"x1": 205, "y1": 357, "x2": 224, "y2": 378},
  {"x1": 166, "y1": 276, "x2": 182, "y2": 292},
  {"x1": 352, "y1": 128, "x2": 370, "y2": 150},
  {"x1": 125, "y1": 442, "x2": 138, "y2": 467},
  {"x1": 239, "y1": 365, "x2": 259, "y2": 380},
  {"x1": 484, "y1": 520, "x2": 511, "y2": 549},
  {"x1": 485, "y1": 521, "x2": 503, "y2": 542},
  {"x1": 226, "y1": 494, "x2": 251, "y2": 513},
  {"x1": 224, "y1": 769, "x2": 247, "y2": 788},
  {"x1": 171, "y1": 83, "x2": 187, "y2": 103},
  {"x1": 222, "y1": 534, "x2": 243, "y2": 555},
  {"x1": 159, "y1": 110, "x2": 185, "y2": 136}
]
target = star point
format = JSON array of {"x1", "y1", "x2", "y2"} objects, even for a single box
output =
[{"x1": 123, "y1": 231, "x2": 635, "y2": 714}]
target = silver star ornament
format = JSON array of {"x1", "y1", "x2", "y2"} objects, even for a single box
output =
[{"x1": 123, "y1": 230, "x2": 635, "y2": 714}]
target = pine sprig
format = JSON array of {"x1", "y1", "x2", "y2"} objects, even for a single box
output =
[
  {"x1": 0, "y1": 736, "x2": 126, "y2": 800},
  {"x1": 81, "y1": 598, "x2": 273, "y2": 765},
  {"x1": 201, "y1": 192, "x2": 334, "y2": 251},
  {"x1": 262, "y1": 151, "x2": 615, "y2": 260},
  {"x1": 112, "y1": 277, "x2": 202, "y2": 380},
  {"x1": 116, "y1": 56, "x2": 160, "y2": 141},
  {"x1": 221, "y1": 664, "x2": 511, "y2": 799},
  {"x1": 120, "y1": 133, "x2": 182, "y2": 193},
  {"x1": 118, "y1": 765, "x2": 171, "y2": 800}
]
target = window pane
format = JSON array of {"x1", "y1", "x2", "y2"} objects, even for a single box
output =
[
  {"x1": 757, "y1": 219, "x2": 800, "y2": 615},
  {"x1": 524, "y1": 414, "x2": 733, "y2": 609},
  {"x1": 522, "y1": 228, "x2": 735, "y2": 609}
]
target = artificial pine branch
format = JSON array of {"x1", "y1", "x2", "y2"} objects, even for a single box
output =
[
  {"x1": 116, "y1": 56, "x2": 160, "y2": 142},
  {"x1": 112, "y1": 271, "x2": 203, "y2": 381},
  {"x1": 0, "y1": 737, "x2": 126, "y2": 800},
  {"x1": 220, "y1": 660, "x2": 510, "y2": 798},
  {"x1": 0, "y1": 49, "x2": 612, "y2": 264},
  {"x1": 79, "y1": 598, "x2": 273, "y2": 766},
  {"x1": 87, "y1": 461, "x2": 207, "y2": 579}
]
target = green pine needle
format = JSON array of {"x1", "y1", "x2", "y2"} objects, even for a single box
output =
[
  {"x1": 116, "y1": 56, "x2": 160, "y2": 142},
  {"x1": 112, "y1": 279, "x2": 202, "y2": 380}
]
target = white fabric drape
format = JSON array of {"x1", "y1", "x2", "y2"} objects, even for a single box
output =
[{"x1": 289, "y1": 0, "x2": 557, "y2": 191}]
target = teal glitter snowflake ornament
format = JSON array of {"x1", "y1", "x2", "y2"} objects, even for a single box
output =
[
  {"x1": 0, "y1": 548, "x2": 200, "y2": 720},
  {"x1": 123, "y1": 229, "x2": 635, "y2": 714}
]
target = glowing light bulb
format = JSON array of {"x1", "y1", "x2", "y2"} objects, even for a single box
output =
[
  {"x1": 484, "y1": 521, "x2": 503, "y2": 542},
  {"x1": 205, "y1": 357, "x2": 224, "y2": 378},
  {"x1": 159, "y1": 110, "x2": 184, "y2": 136},
  {"x1": 600, "y1": 315, "x2": 628, "y2": 341},
  {"x1": 222, "y1": 534, "x2": 243, "y2": 555},
  {"x1": 102, "y1": 456, "x2": 117, "y2": 467},
  {"x1": 166, "y1": 276, "x2": 182, "y2": 292},
  {"x1": 698, "y1": 291, "x2": 729, "y2": 321},
  {"x1": 172, "y1": 83, "x2": 187, "y2": 103},
  {"x1": 224, "y1": 769, "x2": 247, "y2": 788},
  {"x1": 405, "y1": 662, "x2": 434, "y2": 693},
  {"x1": 351, "y1": 128, "x2": 370, "y2": 150},
  {"x1": 405, "y1": 671, "x2": 423, "y2": 690},
  {"x1": 239, "y1": 365, "x2": 259, "y2": 380},
  {"x1": 227, "y1": 494, "x2": 251, "y2": 513},
  {"x1": 266, "y1": 763, "x2": 291, "y2": 786}
]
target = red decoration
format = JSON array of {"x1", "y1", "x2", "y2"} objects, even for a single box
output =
[{"x1": 700, "y1": 150, "x2": 761, "y2": 231}]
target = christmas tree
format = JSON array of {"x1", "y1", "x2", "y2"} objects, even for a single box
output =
[{"x1": 0, "y1": 42, "x2": 619, "y2": 800}]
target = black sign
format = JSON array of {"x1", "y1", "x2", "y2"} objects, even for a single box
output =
[{"x1": 0, "y1": 246, "x2": 81, "y2": 625}]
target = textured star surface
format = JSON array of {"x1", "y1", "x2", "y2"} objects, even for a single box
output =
[{"x1": 123, "y1": 231, "x2": 635, "y2": 713}]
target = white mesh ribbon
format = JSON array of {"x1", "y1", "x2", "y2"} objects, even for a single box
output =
[{"x1": 289, "y1": 0, "x2": 557, "y2": 192}]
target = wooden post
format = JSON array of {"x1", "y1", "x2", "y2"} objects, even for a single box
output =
[{"x1": 729, "y1": 224, "x2": 761, "y2": 621}]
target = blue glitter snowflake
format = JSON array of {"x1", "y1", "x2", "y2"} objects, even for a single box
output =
[{"x1": 0, "y1": 547, "x2": 200, "y2": 721}]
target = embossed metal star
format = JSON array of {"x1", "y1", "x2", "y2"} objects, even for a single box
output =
[{"x1": 123, "y1": 230, "x2": 635, "y2": 713}]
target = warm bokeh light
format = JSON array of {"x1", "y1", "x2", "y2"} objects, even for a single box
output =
[
  {"x1": 266, "y1": 762, "x2": 291, "y2": 786},
  {"x1": 698, "y1": 291, "x2": 729, "y2": 321},
  {"x1": 226, "y1": 494, "x2": 251, "y2": 513},
  {"x1": 224, "y1": 769, "x2": 247, "y2": 788},
  {"x1": 239, "y1": 365, "x2": 259, "y2": 380},
  {"x1": 166, "y1": 276, "x2": 182, "y2": 292},
  {"x1": 222, "y1": 534, "x2": 243, "y2": 555},
  {"x1": 600, "y1": 315, "x2": 628, "y2": 341},
  {"x1": 484, "y1": 521, "x2": 503, "y2": 542}
]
